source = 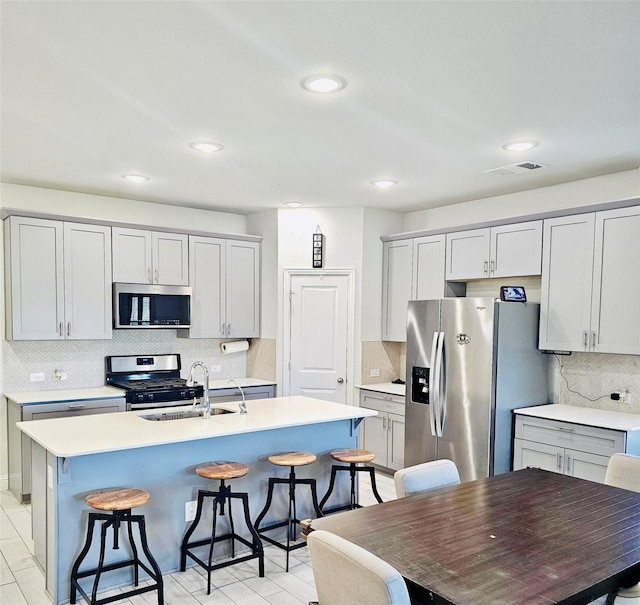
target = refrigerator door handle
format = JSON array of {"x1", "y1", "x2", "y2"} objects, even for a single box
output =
[
  {"x1": 434, "y1": 332, "x2": 446, "y2": 437},
  {"x1": 428, "y1": 332, "x2": 440, "y2": 437}
]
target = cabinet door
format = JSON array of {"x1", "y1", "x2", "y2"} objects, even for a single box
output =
[
  {"x1": 112, "y1": 227, "x2": 152, "y2": 284},
  {"x1": 412, "y1": 235, "x2": 446, "y2": 300},
  {"x1": 539, "y1": 214, "x2": 595, "y2": 351},
  {"x1": 591, "y1": 206, "x2": 640, "y2": 354},
  {"x1": 513, "y1": 438, "x2": 563, "y2": 474},
  {"x1": 445, "y1": 228, "x2": 490, "y2": 281},
  {"x1": 387, "y1": 412, "x2": 405, "y2": 471},
  {"x1": 226, "y1": 240, "x2": 260, "y2": 337},
  {"x1": 152, "y1": 232, "x2": 189, "y2": 285},
  {"x1": 565, "y1": 448, "x2": 609, "y2": 483},
  {"x1": 362, "y1": 415, "x2": 388, "y2": 466},
  {"x1": 6, "y1": 216, "x2": 64, "y2": 340},
  {"x1": 382, "y1": 240, "x2": 413, "y2": 341},
  {"x1": 187, "y1": 236, "x2": 225, "y2": 338},
  {"x1": 490, "y1": 221, "x2": 542, "y2": 278},
  {"x1": 63, "y1": 223, "x2": 112, "y2": 340}
]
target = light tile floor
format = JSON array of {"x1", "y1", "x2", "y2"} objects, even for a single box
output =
[{"x1": 0, "y1": 471, "x2": 396, "y2": 605}]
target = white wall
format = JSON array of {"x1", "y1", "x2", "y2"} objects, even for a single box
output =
[
  {"x1": 403, "y1": 169, "x2": 640, "y2": 232},
  {"x1": 0, "y1": 183, "x2": 247, "y2": 234}
]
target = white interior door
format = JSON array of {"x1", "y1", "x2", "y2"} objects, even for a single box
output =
[{"x1": 286, "y1": 271, "x2": 353, "y2": 403}]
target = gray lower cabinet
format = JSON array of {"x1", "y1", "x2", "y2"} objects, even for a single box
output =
[
  {"x1": 208, "y1": 384, "x2": 275, "y2": 403},
  {"x1": 8, "y1": 397, "x2": 125, "y2": 502},
  {"x1": 513, "y1": 414, "x2": 640, "y2": 484},
  {"x1": 360, "y1": 390, "x2": 405, "y2": 471}
]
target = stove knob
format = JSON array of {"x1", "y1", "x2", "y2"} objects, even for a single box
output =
[
  {"x1": 180, "y1": 390, "x2": 187, "y2": 398},
  {"x1": 148, "y1": 393, "x2": 154, "y2": 401},
  {"x1": 137, "y1": 394, "x2": 145, "y2": 401},
  {"x1": 188, "y1": 389, "x2": 196, "y2": 398}
]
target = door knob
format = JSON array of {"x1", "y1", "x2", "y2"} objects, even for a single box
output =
[{"x1": 337, "y1": 378, "x2": 344, "y2": 384}]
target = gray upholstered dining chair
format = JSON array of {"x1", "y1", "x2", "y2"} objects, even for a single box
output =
[
  {"x1": 307, "y1": 529, "x2": 411, "y2": 605},
  {"x1": 604, "y1": 453, "x2": 640, "y2": 605},
  {"x1": 393, "y1": 459, "x2": 460, "y2": 498}
]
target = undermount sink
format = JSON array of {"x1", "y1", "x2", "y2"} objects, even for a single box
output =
[{"x1": 140, "y1": 408, "x2": 236, "y2": 421}]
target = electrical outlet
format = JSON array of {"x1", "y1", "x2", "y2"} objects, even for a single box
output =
[
  {"x1": 47, "y1": 465, "x2": 53, "y2": 489},
  {"x1": 621, "y1": 390, "x2": 632, "y2": 404},
  {"x1": 210, "y1": 365, "x2": 222, "y2": 373},
  {"x1": 370, "y1": 369, "x2": 380, "y2": 378},
  {"x1": 54, "y1": 369, "x2": 67, "y2": 381},
  {"x1": 185, "y1": 500, "x2": 197, "y2": 522},
  {"x1": 30, "y1": 372, "x2": 46, "y2": 382}
]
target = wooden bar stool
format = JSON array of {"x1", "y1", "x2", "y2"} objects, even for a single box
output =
[
  {"x1": 254, "y1": 451, "x2": 324, "y2": 571},
  {"x1": 70, "y1": 487, "x2": 163, "y2": 605},
  {"x1": 319, "y1": 448, "x2": 383, "y2": 513},
  {"x1": 180, "y1": 461, "x2": 264, "y2": 595}
]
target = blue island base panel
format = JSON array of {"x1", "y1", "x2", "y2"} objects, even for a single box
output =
[{"x1": 51, "y1": 421, "x2": 357, "y2": 604}]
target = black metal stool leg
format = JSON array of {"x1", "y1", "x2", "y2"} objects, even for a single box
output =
[
  {"x1": 91, "y1": 517, "x2": 112, "y2": 604},
  {"x1": 133, "y1": 514, "x2": 164, "y2": 605},
  {"x1": 70, "y1": 512, "x2": 99, "y2": 604},
  {"x1": 238, "y1": 492, "x2": 265, "y2": 577},
  {"x1": 365, "y1": 465, "x2": 384, "y2": 504},
  {"x1": 126, "y1": 513, "x2": 140, "y2": 586},
  {"x1": 319, "y1": 466, "x2": 339, "y2": 512},
  {"x1": 181, "y1": 490, "x2": 206, "y2": 571}
]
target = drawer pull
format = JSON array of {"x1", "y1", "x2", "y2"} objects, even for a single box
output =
[
  {"x1": 558, "y1": 426, "x2": 574, "y2": 432},
  {"x1": 67, "y1": 405, "x2": 86, "y2": 411}
]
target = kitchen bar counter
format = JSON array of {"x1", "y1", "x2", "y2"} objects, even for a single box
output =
[
  {"x1": 514, "y1": 403, "x2": 640, "y2": 431},
  {"x1": 23, "y1": 396, "x2": 376, "y2": 604},
  {"x1": 18, "y1": 396, "x2": 374, "y2": 457}
]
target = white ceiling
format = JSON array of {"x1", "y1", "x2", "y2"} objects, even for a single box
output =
[{"x1": 1, "y1": 1, "x2": 639, "y2": 216}]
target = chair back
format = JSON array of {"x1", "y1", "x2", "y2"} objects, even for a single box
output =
[
  {"x1": 307, "y1": 530, "x2": 411, "y2": 605},
  {"x1": 605, "y1": 453, "x2": 640, "y2": 492},
  {"x1": 394, "y1": 459, "x2": 460, "y2": 498}
]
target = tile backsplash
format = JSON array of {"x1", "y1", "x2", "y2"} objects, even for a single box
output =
[
  {"x1": 3, "y1": 330, "x2": 254, "y2": 393},
  {"x1": 361, "y1": 341, "x2": 405, "y2": 384}
]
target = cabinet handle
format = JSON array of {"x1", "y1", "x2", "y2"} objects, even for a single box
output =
[
  {"x1": 154, "y1": 268, "x2": 159, "y2": 284},
  {"x1": 483, "y1": 260, "x2": 488, "y2": 276},
  {"x1": 147, "y1": 268, "x2": 152, "y2": 283},
  {"x1": 566, "y1": 454, "x2": 572, "y2": 475},
  {"x1": 59, "y1": 321, "x2": 63, "y2": 337},
  {"x1": 382, "y1": 417, "x2": 387, "y2": 430},
  {"x1": 556, "y1": 452, "x2": 562, "y2": 471},
  {"x1": 583, "y1": 331, "x2": 588, "y2": 350},
  {"x1": 67, "y1": 404, "x2": 86, "y2": 411},
  {"x1": 227, "y1": 323, "x2": 231, "y2": 336},
  {"x1": 490, "y1": 260, "x2": 495, "y2": 275},
  {"x1": 591, "y1": 331, "x2": 597, "y2": 349},
  {"x1": 67, "y1": 322, "x2": 71, "y2": 337}
]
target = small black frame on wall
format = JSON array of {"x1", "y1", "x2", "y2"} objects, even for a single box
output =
[{"x1": 312, "y1": 229, "x2": 324, "y2": 268}]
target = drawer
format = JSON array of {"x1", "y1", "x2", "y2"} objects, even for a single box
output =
[
  {"x1": 361, "y1": 393, "x2": 405, "y2": 416},
  {"x1": 515, "y1": 415, "x2": 625, "y2": 457}
]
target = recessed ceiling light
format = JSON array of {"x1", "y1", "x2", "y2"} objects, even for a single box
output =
[
  {"x1": 371, "y1": 179, "x2": 398, "y2": 189},
  {"x1": 502, "y1": 140, "x2": 539, "y2": 152},
  {"x1": 285, "y1": 202, "x2": 304, "y2": 208},
  {"x1": 122, "y1": 174, "x2": 149, "y2": 183},
  {"x1": 190, "y1": 141, "x2": 224, "y2": 153},
  {"x1": 301, "y1": 74, "x2": 347, "y2": 93}
]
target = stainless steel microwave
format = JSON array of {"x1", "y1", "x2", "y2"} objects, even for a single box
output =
[{"x1": 113, "y1": 283, "x2": 192, "y2": 328}]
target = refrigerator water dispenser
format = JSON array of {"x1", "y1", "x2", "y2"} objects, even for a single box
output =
[{"x1": 411, "y1": 366, "x2": 430, "y2": 404}]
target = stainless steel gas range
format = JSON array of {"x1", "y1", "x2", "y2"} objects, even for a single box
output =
[{"x1": 105, "y1": 354, "x2": 204, "y2": 410}]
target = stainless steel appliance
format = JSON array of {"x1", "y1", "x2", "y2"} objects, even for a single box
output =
[
  {"x1": 113, "y1": 283, "x2": 192, "y2": 328},
  {"x1": 405, "y1": 298, "x2": 549, "y2": 482},
  {"x1": 105, "y1": 353, "x2": 203, "y2": 410}
]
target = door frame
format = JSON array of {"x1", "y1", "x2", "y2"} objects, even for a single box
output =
[{"x1": 282, "y1": 268, "x2": 356, "y2": 403}]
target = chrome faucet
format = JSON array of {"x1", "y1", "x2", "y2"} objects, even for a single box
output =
[
  {"x1": 187, "y1": 361, "x2": 210, "y2": 418},
  {"x1": 228, "y1": 379, "x2": 247, "y2": 414}
]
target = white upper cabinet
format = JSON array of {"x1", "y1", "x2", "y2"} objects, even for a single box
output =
[
  {"x1": 445, "y1": 221, "x2": 542, "y2": 281},
  {"x1": 382, "y1": 235, "x2": 445, "y2": 341},
  {"x1": 112, "y1": 227, "x2": 188, "y2": 285},
  {"x1": 186, "y1": 236, "x2": 260, "y2": 339},
  {"x1": 5, "y1": 216, "x2": 112, "y2": 340},
  {"x1": 539, "y1": 206, "x2": 640, "y2": 354}
]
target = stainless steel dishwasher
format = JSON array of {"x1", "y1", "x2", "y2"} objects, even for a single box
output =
[{"x1": 7, "y1": 396, "x2": 126, "y2": 502}]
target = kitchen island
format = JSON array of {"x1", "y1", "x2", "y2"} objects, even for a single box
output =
[{"x1": 18, "y1": 396, "x2": 376, "y2": 604}]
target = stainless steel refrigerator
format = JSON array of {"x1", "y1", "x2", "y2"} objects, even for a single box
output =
[{"x1": 405, "y1": 298, "x2": 549, "y2": 482}]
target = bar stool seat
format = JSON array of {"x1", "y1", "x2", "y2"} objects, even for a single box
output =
[
  {"x1": 320, "y1": 448, "x2": 383, "y2": 514},
  {"x1": 181, "y1": 461, "x2": 264, "y2": 595},
  {"x1": 255, "y1": 451, "x2": 323, "y2": 571},
  {"x1": 70, "y1": 487, "x2": 164, "y2": 605}
]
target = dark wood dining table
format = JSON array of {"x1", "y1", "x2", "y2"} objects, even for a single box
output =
[{"x1": 310, "y1": 468, "x2": 640, "y2": 605}]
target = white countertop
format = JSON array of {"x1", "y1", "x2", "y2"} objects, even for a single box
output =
[
  {"x1": 4, "y1": 386, "x2": 125, "y2": 405},
  {"x1": 514, "y1": 403, "x2": 640, "y2": 431},
  {"x1": 208, "y1": 378, "x2": 276, "y2": 390},
  {"x1": 17, "y1": 396, "x2": 377, "y2": 458},
  {"x1": 356, "y1": 382, "x2": 406, "y2": 397}
]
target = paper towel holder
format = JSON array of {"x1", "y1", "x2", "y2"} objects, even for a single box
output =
[{"x1": 220, "y1": 339, "x2": 250, "y2": 355}]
